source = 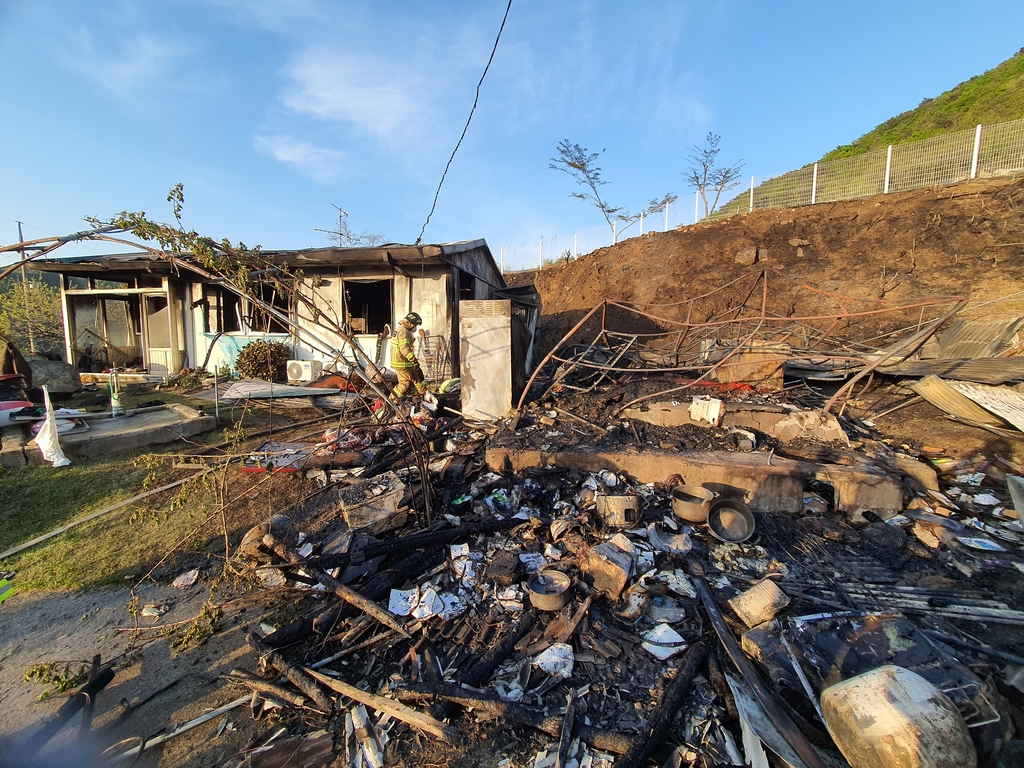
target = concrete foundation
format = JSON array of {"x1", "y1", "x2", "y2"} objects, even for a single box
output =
[
  {"x1": 9, "y1": 404, "x2": 218, "y2": 464},
  {"x1": 485, "y1": 445, "x2": 905, "y2": 518},
  {"x1": 622, "y1": 401, "x2": 848, "y2": 445}
]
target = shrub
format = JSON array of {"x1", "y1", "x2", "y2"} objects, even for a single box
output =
[{"x1": 235, "y1": 340, "x2": 290, "y2": 382}]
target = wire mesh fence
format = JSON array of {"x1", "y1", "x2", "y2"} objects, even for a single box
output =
[{"x1": 501, "y1": 117, "x2": 1024, "y2": 275}]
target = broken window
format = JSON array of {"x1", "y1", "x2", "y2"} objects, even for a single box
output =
[
  {"x1": 202, "y1": 284, "x2": 289, "y2": 334},
  {"x1": 343, "y1": 279, "x2": 392, "y2": 334}
]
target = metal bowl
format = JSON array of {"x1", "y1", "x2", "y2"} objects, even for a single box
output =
[
  {"x1": 526, "y1": 570, "x2": 572, "y2": 611},
  {"x1": 707, "y1": 499, "x2": 755, "y2": 543}
]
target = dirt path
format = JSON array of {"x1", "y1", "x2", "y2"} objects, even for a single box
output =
[{"x1": 0, "y1": 580, "x2": 264, "y2": 767}]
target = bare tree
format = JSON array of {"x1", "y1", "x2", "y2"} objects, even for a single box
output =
[
  {"x1": 685, "y1": 133, "x2": 743, "y2": 219},
  {"x1": 549, "y1": 140, "x2": 624, "y2": 238},
  {"x1": 550, "y1": 140, "x2": 676, "y2": 242},
  {"x1": 317, "y1": 204, "x2": 386, "y2": 247}
]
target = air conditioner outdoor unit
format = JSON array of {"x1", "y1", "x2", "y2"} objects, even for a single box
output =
[{"x1": 287, "y1": 359, "x2": 322, "y2": 383}]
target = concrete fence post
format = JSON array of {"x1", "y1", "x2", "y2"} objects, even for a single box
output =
[
  {"x1": 573, "y1": 232, "x2": 578, "y2": 259},
  {"x1": 665, "y1": 200, "x2": 669, "y2": 231},
  {"x1": 695, "y1": 192, "x2": 699, "y2": 223},
  {"x1": 970, "y1": 124, "x2": 982, "y2": 179},
  {"x1": 640, "y1": 211, "x2": 644, "y2": 236},
  {"x1": 538, "y1": 238, "x2": 542, "y2": 270},
  {"x1": 811, "y1": 162, "x2": 818, "y2": 205},
  {"x1": 749, "y1": 176, "x2": 754, "y2": 212},
  {"x1": 884, "y1": 145, "x2": 893, "y2": 194}
]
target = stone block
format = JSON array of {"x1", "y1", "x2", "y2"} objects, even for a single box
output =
[
  {"x1": 581, "y1": 541, "x2": 635, "y2": 600},
  {"x1": 728, "y1": 580, "x2": 791, "y2": 628},
  {"x1": 29, "y1": 360, "x2": 81, "y2": 394},
  {"x1": 734, "y1": 246, "x2": 758, "y2": 265}
]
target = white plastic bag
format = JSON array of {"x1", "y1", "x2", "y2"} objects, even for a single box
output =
[{"x1": 33, "y1": 386, "x2": 71, "y2": 467}]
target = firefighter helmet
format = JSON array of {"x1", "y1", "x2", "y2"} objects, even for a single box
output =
[{"x1": 404, "y1": 312, "x2": 422, "y2": 326}]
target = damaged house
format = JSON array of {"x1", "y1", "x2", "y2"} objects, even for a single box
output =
[{"x1": 31, "y1": 240, "x2": 540, "y2": 413}]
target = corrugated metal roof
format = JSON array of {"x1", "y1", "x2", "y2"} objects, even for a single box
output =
[
  {"x1": 908, "y1": 375, "x2": 1006, "y2": 426},
  {"x1": 31, "y1": 239, "x2": 495, "y2": 275},
  {"x1": 949, "y1": 381, "x2": 1024, "y2": 432},
  {"x1": 938, "y1": 316, "x2": 1024, "y2": 359},
  {"x1": 876, "y1": 357, "x2": 1024, "y2": 385}
]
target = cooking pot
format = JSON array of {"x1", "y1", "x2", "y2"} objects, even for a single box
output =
[{"x1": 671, "y1": 485, "x2": 716, "y2": 523}]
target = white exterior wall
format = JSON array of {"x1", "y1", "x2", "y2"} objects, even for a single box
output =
[
  {"x1": 459, "y1": 300, "x2": 512, "y2": 420},
  {"x1": 180, "y1": 267, "x2": 453, "y2": 377}
]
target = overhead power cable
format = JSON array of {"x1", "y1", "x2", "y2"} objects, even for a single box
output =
[{"x1": 414, "y1": 0, "x2": 513, "y2": 245}]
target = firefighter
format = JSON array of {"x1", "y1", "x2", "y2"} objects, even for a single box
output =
[{"x1": 389, "y1": 311, "x2": 428, "y2": 400}]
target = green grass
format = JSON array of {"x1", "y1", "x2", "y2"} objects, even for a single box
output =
[
  {"x1": 0, "y1": 376, "x2": 326, "y2": 591},
  {"x1": 0, "y1": 453, "x2": 228, "y2": 591}
]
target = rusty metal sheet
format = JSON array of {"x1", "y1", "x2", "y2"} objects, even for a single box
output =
[
  {"x1": 948, "y1": 381, "x2": 1024, "y2": 432},
  {"x1": 908, "y1": 376, "x2": 1006, "y2": 426},
  {"x1": 876, "y1": 357, "x2": 1024, "y2": 385},
  {"x1": 938, "y1": 316, "x2": 1024, "y2": 359}
]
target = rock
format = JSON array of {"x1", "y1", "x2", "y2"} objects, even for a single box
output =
[
  {"x1": 893, "y1": 455, "x2": 939, "y2": 491},
  {"x1": 756, "y1": 247, "x2": 769, "y2": 262},
  {"x1": 796, "y1": 247, "x2": 805, "y2": 258},
  {"x1": 728, "y1": 580, "x2": 790, "y2": 628},
  {"x1": 788, "y1": 238, "x2": 810, "y2": 247},
  {"x1": 581, "y1": 541, "x2": 635, "y2": 600},
  {"x1": 734, "y1": 246, "x2": 758, "y2": 265},
  {"x1": 29, "y1": 359, "x2": 81, "y2": 394}
]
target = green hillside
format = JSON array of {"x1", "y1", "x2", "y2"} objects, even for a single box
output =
[
  {"x1": 714, "y1": 49, "x2": 1024, "y2": 218},
  {"x1": 822, "y1": 48, "x2": 1024, "y2": 161}
]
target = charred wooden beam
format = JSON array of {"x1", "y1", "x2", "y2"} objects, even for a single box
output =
[
  {"x1": 397, "y1": 683, "x2": 634, "y2": 755},
  {"x1": 431, "y1": 610, "x2": 539, "y2": 721},
  {"x1": 25, "y1": 667, "x2": 115, "y2": 757},
  {"x1": 310, "y1": 518, "x2": 519, "y2": 572},
  {"x1": 247, "y1": 632, "x2": 334, "y2": 713},
  {"x1": 616, "y1": 639, "x2": 709, "y2": 768},
  {"x1": 264, "y1": 548, "x2": 442, "y2": 649},
  {"x1": 305, "y1": 667, "x2": 457, "y2": 742},
  {"x1": 265, "y1": 535, "x2": 411, "y2": 639}
]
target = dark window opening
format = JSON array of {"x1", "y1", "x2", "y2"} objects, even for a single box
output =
[
  {"x1": 202, "y1": 284, "x2": 287, "y2": 334},
  {"x1": 458, "y1": 269, "x2": 476, "y2": 302},
  {"x1": 344, "y1": 279, "x2": 392, "y2": 334}
]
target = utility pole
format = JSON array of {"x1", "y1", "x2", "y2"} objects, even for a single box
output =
[{"x1": 17, "y1": 221, "x2": 36, "y2": 354}]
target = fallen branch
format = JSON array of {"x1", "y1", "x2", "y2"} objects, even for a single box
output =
[
  {"x1": 305, "y1": 667, "x2": 457, "y2": 742},
  {"x1": 222, "y1": 669, "x2": 309, "y2": 708},
  {"x1": 247, "y1": 632, "x2": 334, "y2": 713}
]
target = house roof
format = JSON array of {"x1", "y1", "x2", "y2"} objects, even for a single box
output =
[{"x1": 31, "y1": 239, "x2": 501, "y2": 281}]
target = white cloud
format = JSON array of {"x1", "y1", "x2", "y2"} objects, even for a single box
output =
[
  {"x1": 253, "y1": 134, "x2": 346, "y2": 183},
  {"x1": 280, "y1": 46, "x2": 432, "y2": 147},
  {"x1": 61, "y1": 27, "x2": 223, "y2": 101}
]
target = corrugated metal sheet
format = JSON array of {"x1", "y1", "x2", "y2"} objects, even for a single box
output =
[
  {"x1": 949, "y1": 381, "x2": 1024, "y2": 432},
  {"x1": 938, "y1": 317, "x2": 1024, "y2": 359},
  {"x1": 908, "y1": 375, "x2": 1006, "y2": 426},
  {"x1": 876, "y1": 357, "x2": 1024, "y2": 385}
]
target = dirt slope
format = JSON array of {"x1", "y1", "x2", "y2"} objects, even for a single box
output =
[{"x1": 513, "y1": 175, "x2": 1024, "y2": 354}]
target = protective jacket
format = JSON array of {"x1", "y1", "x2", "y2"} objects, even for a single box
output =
[{"x1": 389, "y1": 321, "x2": 418, "y2": 370}]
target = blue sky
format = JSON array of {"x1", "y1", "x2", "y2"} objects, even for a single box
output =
[{"x1": 1, "y1": 0, "x2": 1022, "y2": 271}]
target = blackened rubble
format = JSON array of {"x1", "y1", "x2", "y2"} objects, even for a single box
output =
[{"x1": 33, "y1": 343, "x2": 1024, "y2": 766}]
